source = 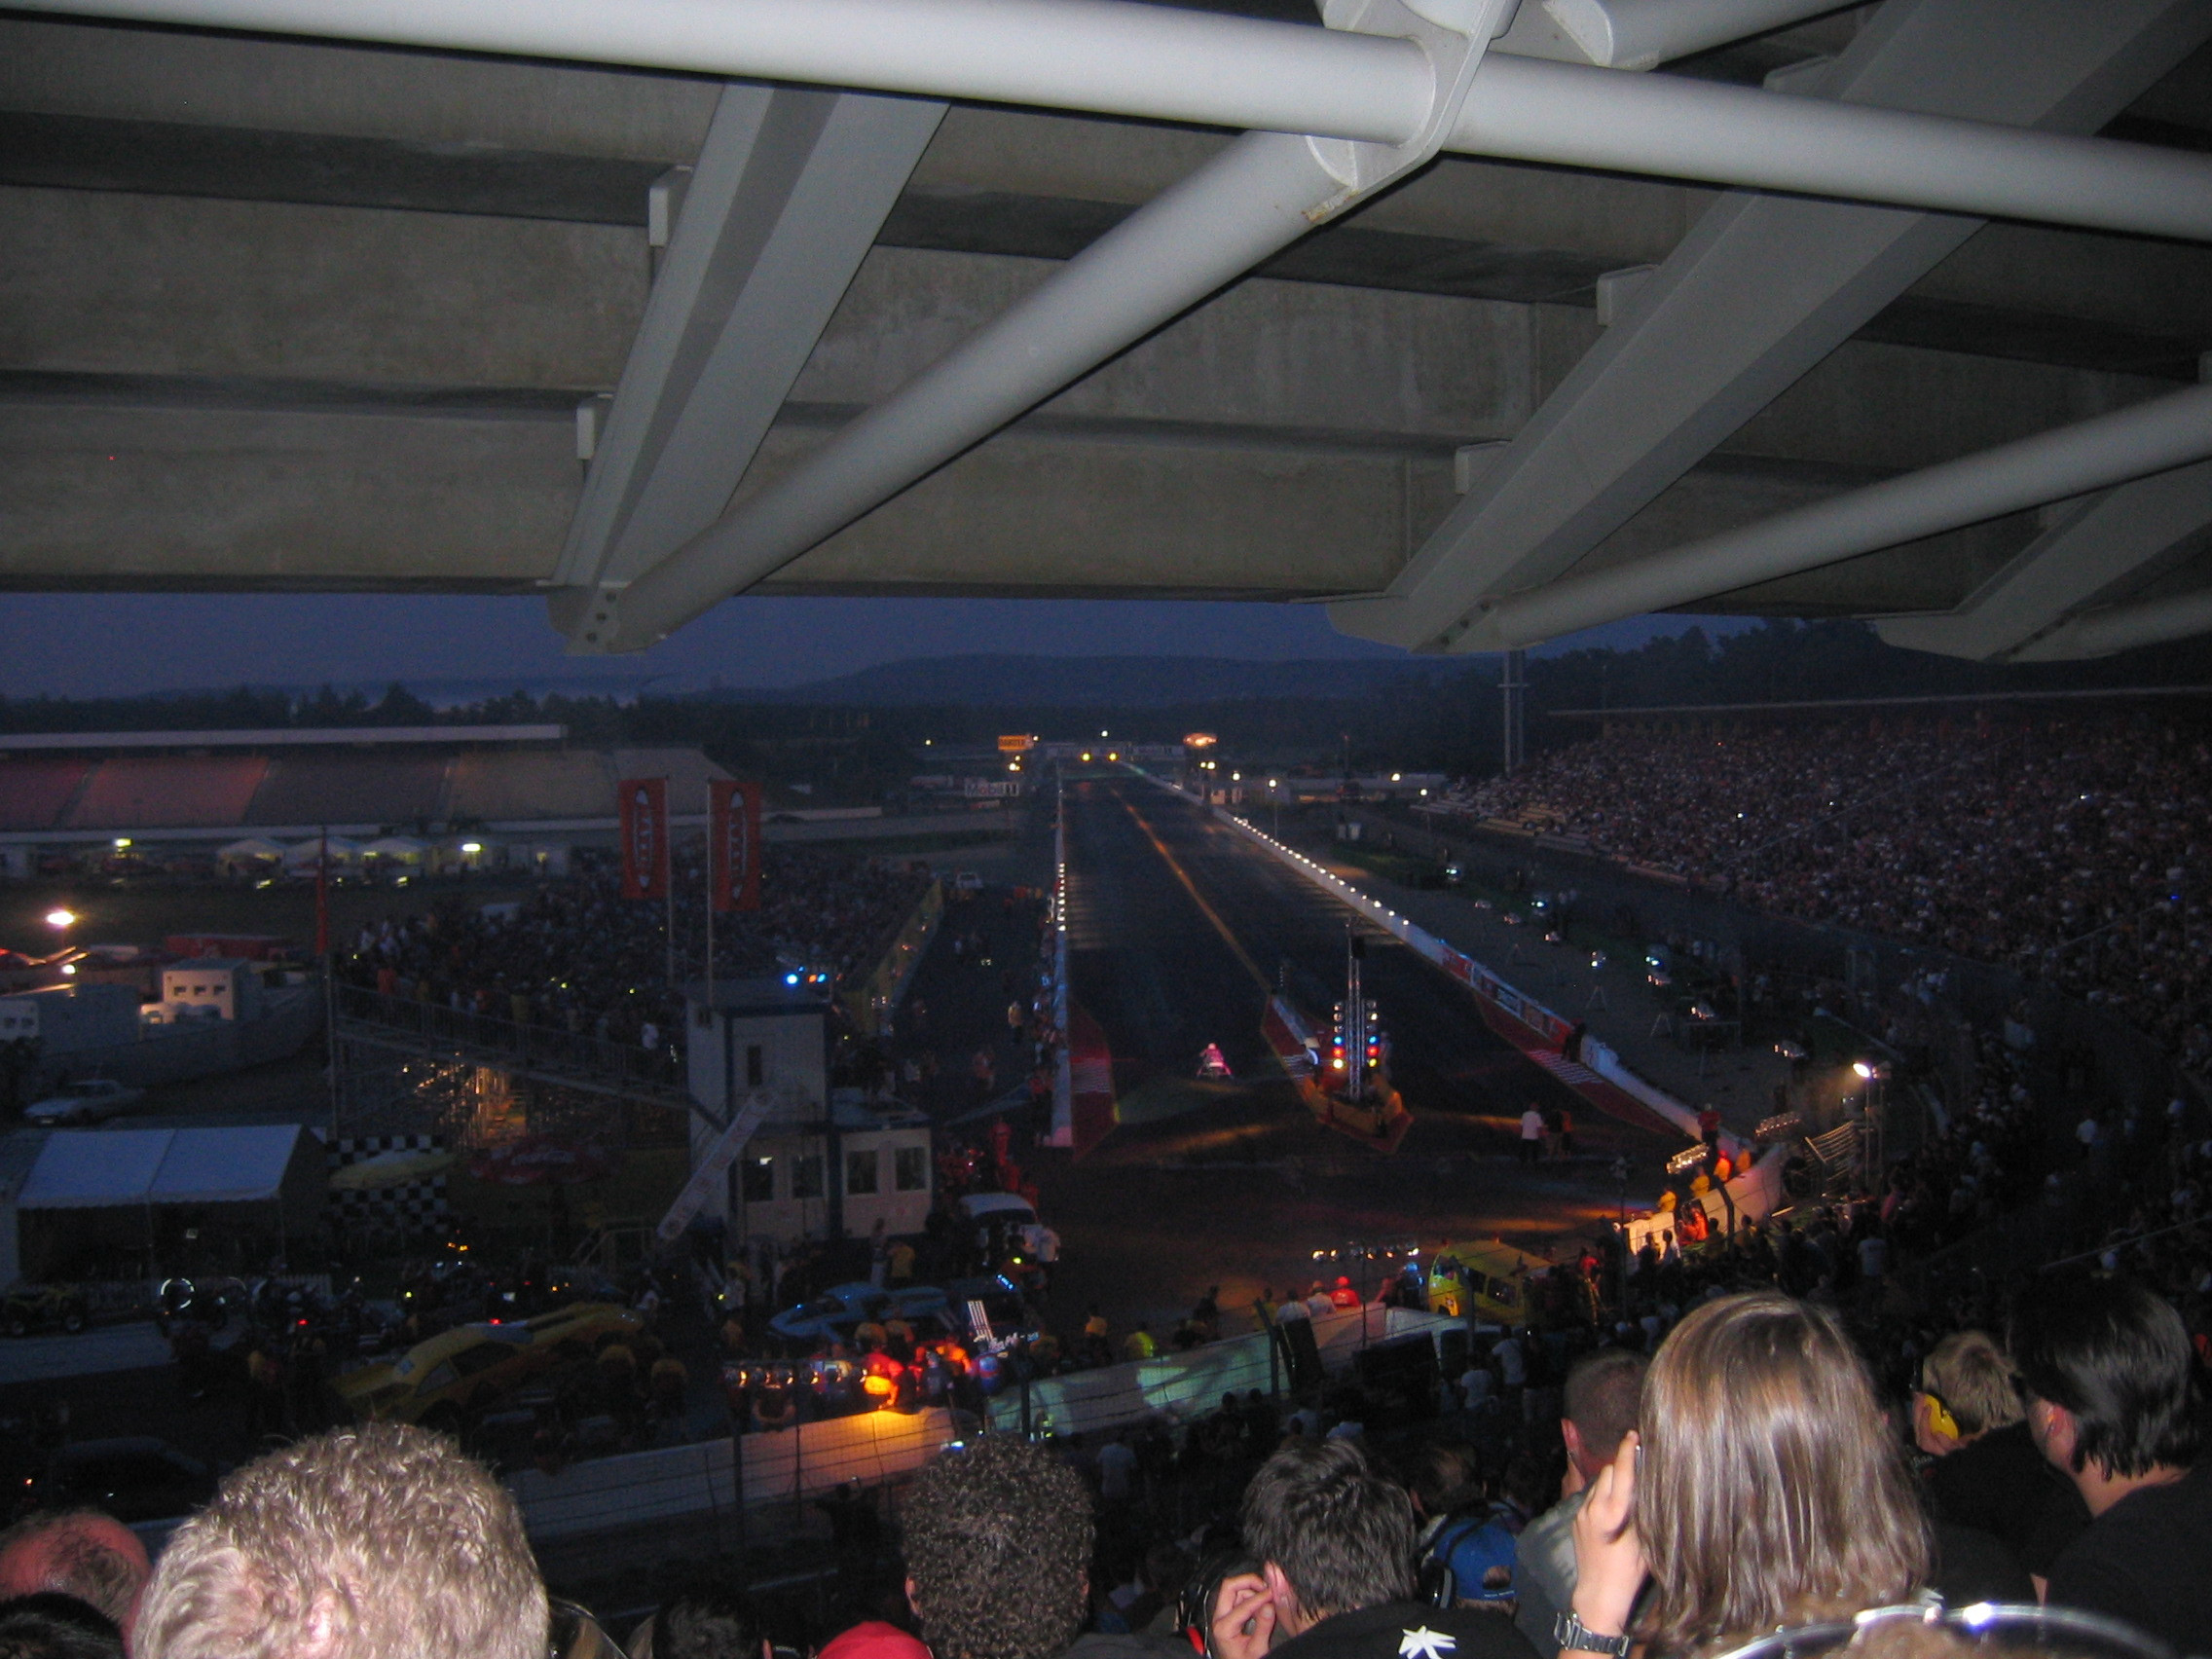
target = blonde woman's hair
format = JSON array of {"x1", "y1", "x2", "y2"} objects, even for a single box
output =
[
  {"x1": 1639, "y1": 1292, "x2": 1929, "y2": 1655},
  {"x1": 1917, "y1": 1330, "x2": 2022, "y2": 1440},
  {"x1": 136, "y1": 1423, "x2": 548, "y2": 1659}
]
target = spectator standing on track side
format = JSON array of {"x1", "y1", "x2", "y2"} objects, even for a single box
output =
[{"x1": 1519, "y1": 1107, "x2": 1544, "y2": 1166}]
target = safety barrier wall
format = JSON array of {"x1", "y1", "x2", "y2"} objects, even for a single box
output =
[
  {"x1": 844, "y1": 880, "x2": 944, "y2": 1040},
  {"x1": 507, "y1": 1407, "x2": 961, "y2": 1538},
  {"x1": 981, "y1": 1304, "x2": 1464, "y2": 1438}
]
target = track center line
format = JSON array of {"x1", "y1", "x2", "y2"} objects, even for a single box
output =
[{"x1": 1114, "y1": 787, "x2": 1275, "y2": 999}]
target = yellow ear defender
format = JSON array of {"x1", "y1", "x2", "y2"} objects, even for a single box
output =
[{"x1": 1921, "y1": 1390, "x2": 1961, "y2": 1442}]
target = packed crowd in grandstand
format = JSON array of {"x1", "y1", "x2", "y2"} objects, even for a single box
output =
[
  {"x1": 335, "y1": 844, "x2": 934, "y2": 1048},
  {"x1": 1442, "y1": 715, "x2": 2212, "y2": 1064}
]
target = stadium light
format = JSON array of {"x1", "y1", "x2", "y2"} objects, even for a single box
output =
[{"x1": 45, "y1": 909, "x2": 75, "y2": 931}]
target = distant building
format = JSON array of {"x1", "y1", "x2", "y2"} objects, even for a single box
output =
[
  {"x1": 156, "y1": 959, "x2": 264, "y2": 1023},
  {"x1": 0, "y1": 983, "x2": 143, "y2": 1053},
  {"x1": 683, "y1": 977, "x2": 932, "y2": 1245}
]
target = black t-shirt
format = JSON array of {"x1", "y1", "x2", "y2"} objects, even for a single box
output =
[
  {"x1": 1924, "y1": 1422, "x2": 2087, "y2": 1573},
  {"x1": 1270, "y1": 1602, "x2": 1536, "y2": 1659},
  {"x1": 2046, "y1": 1463, "x2": 2212, "y2": 1655},
  {"x1": 1929, "y1": 1521, "x2": 2034, "y2": 1608}
]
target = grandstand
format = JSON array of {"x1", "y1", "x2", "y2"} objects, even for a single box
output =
[
  {"x1": 0, "y1": 724, "x2": 729, "y2": 873},
  {"x1": 1432, "y1": 691, "x2": 2212, "y2": 1070}
]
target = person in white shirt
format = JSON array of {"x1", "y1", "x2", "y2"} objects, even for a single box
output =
[
  {"x1": 1493, "y1": 1333, "x2": 1527, "y2": 1390},
  {"x1": 1520, "y1": 1106, "x2": 1546, "y2": 1165}
]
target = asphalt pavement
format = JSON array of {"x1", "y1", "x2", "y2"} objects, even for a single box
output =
[{"x1": 1029, "y1": 775, "x2": 1677, "y2": 1341}]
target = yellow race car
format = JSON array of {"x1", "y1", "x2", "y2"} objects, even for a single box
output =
[{"x1": 335, "y1": 1301, "x2": 642, "y2": 1429}]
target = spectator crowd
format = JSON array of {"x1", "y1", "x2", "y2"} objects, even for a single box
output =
[
  {"x1": 337, "y1": 844, "x2": 935, "y2": 1053},
  {"x1": 1444, "y1": 714, "x2": 2211, "y2": 1065},
  {"x1": 5, "y1": 1267, "x2": 2206, "y2": 1659}
]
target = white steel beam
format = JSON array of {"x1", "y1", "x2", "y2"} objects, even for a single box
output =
[
  {"x1": 2013, "y1": 586, "x2": 2212, "y2": 660},
  {"x1": 550, "y1": 84, "x2": 944, "y2": 598},
  {"x1": 14, "y1": 0, "x2": 2212, "y2": 244},
  {"x1": 1543, "y1": 0, "x2": 1859, "y2": 71},
  {"x1": 9, "y1": 0, "x2": 1437, "y2": 144},
  {"x1": 1877, "y1": 461, "x2": 2212, "y2": 661},
  {"x1": 1456, "y1": 383, "x2": 2212, "y2": 650},
  {"x1": 571, "y1": 0, "x2": 1521, "y2": 651},
  {"x1": 1457, "y1": 55, "x2": 2212, "y2": 244},
  {"x1": 1334, "y1": 0, "x2": 2212, "y2": 654},
  {"x1": 574, "y1": 145, "x2": 1352, "y2": 649}
]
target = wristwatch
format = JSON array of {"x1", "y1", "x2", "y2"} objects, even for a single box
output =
[{"x1": 1553, "y1": 1613, "x2": 1632, "y2": 1657}]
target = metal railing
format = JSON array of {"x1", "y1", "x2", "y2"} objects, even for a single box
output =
[{"x1": 333, "y1": 985, "x2": 696, "y2": 1115}]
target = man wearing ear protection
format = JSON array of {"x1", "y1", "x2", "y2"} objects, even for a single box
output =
[{"x1": 1914, "y1": 1329, "x2": 2085, "y2": 1591}]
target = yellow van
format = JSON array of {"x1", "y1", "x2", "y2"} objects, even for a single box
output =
[{"x1": 1425, "y1": 1240, "x2": 1552, "y2": 1324}]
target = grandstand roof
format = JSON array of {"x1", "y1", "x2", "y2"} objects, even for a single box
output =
[
  {"x1": 68, "y1": 756, "x2": 268, "y2": 829},
  {"x1": 247, "y1": 755, "x2": 449, "y2": 827},
  {"x1": 0, "y1": 744, "x2": 728, "y2": 841}
]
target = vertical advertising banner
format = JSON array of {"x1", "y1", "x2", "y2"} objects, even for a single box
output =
[
  {"x1": 710, "y1": 778, "x2": 763, "y2": 913},
  {"x1": 618, "y1": 777, "x2": 669, "y2": 901}
]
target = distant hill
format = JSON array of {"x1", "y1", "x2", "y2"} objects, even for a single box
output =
[{"x1": 713, "y1": 654, "x2": 1471, "y2": 708}]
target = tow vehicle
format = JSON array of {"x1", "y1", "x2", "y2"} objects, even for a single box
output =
[{"x1": 1425, "y1": 1239, "x2": 1553, "y2": 1325}]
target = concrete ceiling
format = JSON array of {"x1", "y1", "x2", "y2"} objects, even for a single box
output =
[{"x1": 4, "y1": 0, "x2": 2212, "y2": 662}]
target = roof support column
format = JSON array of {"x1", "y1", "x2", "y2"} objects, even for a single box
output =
[
  {"x1": 548, "y1": 82, "x2": 945, "y2": 610},
  {"x1": 1877, "y1": 461, "x2": 2212, "y2": 661}
]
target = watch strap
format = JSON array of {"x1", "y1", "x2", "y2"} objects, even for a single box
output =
[{"x1": 1553, "y1": 1612, "x2": 1632, "y2": 1657}]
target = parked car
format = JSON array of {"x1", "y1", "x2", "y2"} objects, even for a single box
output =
[
  {"x1": 333, "y1": 1302, "x2": 643, "y2": 1430},
  {"x1": 22, "y1": 1078, "x2": 145, "y2": 1125},
  {"x1": 767, "y1": 1281, "x2": 950, "y2": 1347},
  {"x1": 2, "y1": 1283, "x2": 89, "y2": 1339},
  {"x1": 25, "y1": 1438, "x2": 216, "y2": 1524}
]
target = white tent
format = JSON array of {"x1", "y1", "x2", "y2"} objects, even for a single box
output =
[
  {"x1": 282, "y1": 835, "x2": 361, "y2": 870},
  {"x1": 18, "y1": 1125, "x2": 319, "y2": 1209},
  {"x1": 216, "y1": 836, "x2": 286, "y2": 866}
]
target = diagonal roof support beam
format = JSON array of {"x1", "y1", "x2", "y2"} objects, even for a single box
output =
[
  {"x1": 549, "y1": 83, "x2": 944, "y2": 603},
  {"x1": 2012, "y1": 585, "x2": 2212, "y2": 661},
  {"x1": 1876, "y1": 461, "x2": 2212, "y2": 662},
  {"x1": 1455, "y1": 383, "x2": 2212, "y2": 651},
  {"x1": 568, "y1": 0, "x2": 1523, "y2": 651},
  {"x1": 1330, "y1": 0, "x2": 2212, "y2": 656}
]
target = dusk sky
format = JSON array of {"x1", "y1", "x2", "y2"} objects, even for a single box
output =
[{"x1": 0, "y1": 591, "x2": 1748, "y2": 701}]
